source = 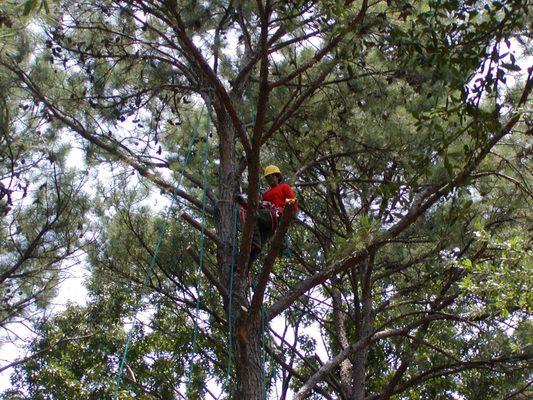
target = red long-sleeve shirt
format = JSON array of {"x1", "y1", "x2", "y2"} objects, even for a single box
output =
[{"x1": 262, "y1": 183, "x2": 298, "y2": 212}]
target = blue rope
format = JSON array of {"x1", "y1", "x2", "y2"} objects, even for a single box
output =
[
  {"x1": 215, "y1": 91, "x2": 256, "y2": 399},
  {"x1": 113, "y1": 108, "x2": 204, "y2": 398},
  {"x1": 226, "y1": 207, "x2": 239, "y2": 379}
]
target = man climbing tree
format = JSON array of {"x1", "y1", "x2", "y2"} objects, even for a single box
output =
[{"x1": 237, "y1": 165, "x2": 298, "y2": 264}]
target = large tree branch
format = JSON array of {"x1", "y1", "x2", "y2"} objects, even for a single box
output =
[
  {"x1": 367, "y1": 353, "x2": 532, "y2": 400},
  {"x1": 293, "y1": 326, "x2": 412, "y2": 400},
  {"x1": 248, "y1": 203, "x2": 295, "y2": 318},
  {"x1": 251, "y1": 0, "x2": 271, "y2": 144},
  {"x1": 2, "y1": 60, "x2": 214, "y2": 215},
  {"x1": 268, "y1": 0, "x2": 368, "y2": 89},
  {"x1": 163, "y1": 0, "x2": 251, "y2": 153},
  {"x1": 267, "y1": 72, "x2": 531, "y2": 321}
]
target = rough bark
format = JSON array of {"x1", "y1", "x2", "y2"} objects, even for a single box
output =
[
  {"x1": 331, "y1": 280, "x2": 353, "y2": 397},
  {"x1": 353, "y1": 253, "x2": 374, "y2": 400},
  {"x1": 235, "y1": 314, "x2": 264, "y2": 399}
]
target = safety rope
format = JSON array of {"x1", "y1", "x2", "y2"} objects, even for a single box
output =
[
  {"x1": 226, "y1": 207, "x2": 239, "y2": 377},
  {"x1": 217, "y1": 90, "x2": 257, "y2": 399},
  {"x1": 185, "y1": 99, "x2": 212, "y2": 393},
  {"x1": 113, "y1": 107, "x2": 205, "y2": 399},
  {"x1": 214, "y1": 205, "x2": 239, "y2": 400}
]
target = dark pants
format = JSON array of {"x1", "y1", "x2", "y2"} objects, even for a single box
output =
[
  {"x1": 251, "y1": 208, "x2": 274, "y2": 259},
  {"x1": 252, "y1": 208, "x2": 274, "y2": 245}
]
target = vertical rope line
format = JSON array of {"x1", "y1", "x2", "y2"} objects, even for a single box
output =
[
  {"x1": 226, "y1": 207, "x2": 239, "y2": 380},
  {"x1": 217, "y1": 90, "x2": 253, "y2": 399},
  {"x1": 113, "y1": 108, "x2": 205, "y2": 398}
]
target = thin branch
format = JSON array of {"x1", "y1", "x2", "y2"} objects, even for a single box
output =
[
  {"x1": 186, "y1": 245, "x2": 227, "y2": 299},
  {"x1": 0, "y1": 334, "x2": 95, "y2": 374},
  {"x1": 180, "y1": 212, "x2": 222, "y2": 247}
]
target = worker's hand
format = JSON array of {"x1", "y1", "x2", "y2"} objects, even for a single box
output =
[{"x1": 285, "y1": 198, "x2": 297, "y2": 206}]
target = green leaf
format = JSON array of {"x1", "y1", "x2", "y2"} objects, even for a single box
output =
[
  {"x1": 444, "y1": 156, "x2": 453, "y2": 177},
  {"x1": 22, "y1": 0, "x2": 39, "y2": 16}
]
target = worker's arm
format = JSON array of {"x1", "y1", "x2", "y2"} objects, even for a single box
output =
[{"x1": 283, "y1": 184, "x2": 298, "y2": 212}]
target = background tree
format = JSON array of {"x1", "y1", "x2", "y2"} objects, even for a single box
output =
[
  {"x1": 1, "y1": 0, "x2": 90, "y2": 373},
  {"x1": 0, "y1": 0, "x2": 531, "y2": 399}
]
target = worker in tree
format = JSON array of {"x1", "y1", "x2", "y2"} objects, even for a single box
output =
[{"x1": 237, "y1": 165, "x2": 298, "y2": 263}]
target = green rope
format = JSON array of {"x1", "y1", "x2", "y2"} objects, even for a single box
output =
[
  {"x1": 216, "y1": 90, "x2": 256, "y2": 399},
  {"x1": 113, "y1": 108, "x2": 204, "y2": 399},
  {"x1": 225, "y1": 206, "x2": 239, "y2": 384},
  {"x1": 185, "y1": 100, "x2": 212, "y2": 393}
]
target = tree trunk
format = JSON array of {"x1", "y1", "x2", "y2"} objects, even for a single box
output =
[
  {"x1": 332, "y1": 280, "x2": 353, "y2": 397},
  {"x1": 213, "y1": 103, "x2": 265, "y2": 398},
  {"x1": 352, "y1": 334, "x2": 369, "y2": 400},
  {"x1": 352, "y1": 254, "x2": 374, "y2": 400},
  {"x1": 213, "y1": 102, "x2": 237, "y2": 284},
  {"x1": 235, "y1": 313, "x2": 264, "y2": 399}
]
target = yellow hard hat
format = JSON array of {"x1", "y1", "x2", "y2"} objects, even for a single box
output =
[{"x1": 263, "y1": 165, "x2": 281, "y2": 178}]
